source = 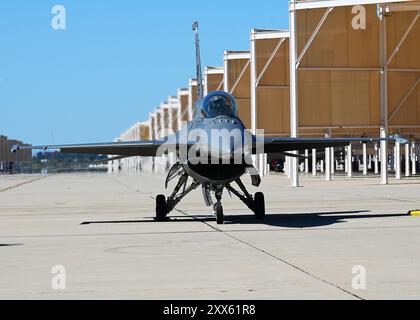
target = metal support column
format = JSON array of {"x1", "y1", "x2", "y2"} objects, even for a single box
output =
[
  {"x1": 250, "y1": 34, "x2": 259, "y2": 173},
  {"x1": 345, "y1": 153, "x2": 348, "y2": 173},
  {"x1": 325, "y1": 147, "x2": 331, "y2": 181},
  {"x1": 363, "y1": 143, "x2": 368, "y2": 176},
  {"x1": 412, "y1": 142, "x2": 417, "y2": 176},
  {"x1": 305, "y1": 150, "x2": 309, "y2": 174},
  {"x1": 380, "y1": 14, "x2": 389, "y2": 185},
  {"x1": 289, "y1": 2, "x2": 299, "y2": 187},
  {"x1": 223, "y1": 52, "x2": 229, "y2": 93},
  {"x1": 312, "y1": 149, "x2": 317, "y2": 177},
  {"x1": 405, "y1": 143, "x2": 410, "y2": 177},
  {"x1": 347, "y1": 144, "x2": 353, "y2": 178},
  {"x1": 325, "y1": 132, "x2": 331, "y2": 181},
  {"x1": 395, "y1": 142, "x2": 401, "y2": 180},
  {"x1": 258, "y1": 154, "x2": 264, "y2": 177},
  {"x1": 374, "y1": 144, "x2": 379, "y2": 174}
]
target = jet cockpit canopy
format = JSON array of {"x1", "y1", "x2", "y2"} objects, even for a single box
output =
[{"x1": 201, "y1": 91, "x2": 238, "y2": 118}]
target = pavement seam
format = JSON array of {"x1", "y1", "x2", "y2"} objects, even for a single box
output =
[
  {"x1": 176, "y1": 208, "x2": 365, "y2": 301},
  {"x1": 0, "y1": 175, "x2": 49, "y2": 194}
]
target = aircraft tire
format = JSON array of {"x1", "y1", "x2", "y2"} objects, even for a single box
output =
[
  {"x1": 254, "y1": 192, "x2": 266, "y2": 220},
  {"x1": 155, "y1": 194, "x2": 168, "y2": 222},
  {"x1": 215, "y1": 204, "x2": 224, "y2": 225}
]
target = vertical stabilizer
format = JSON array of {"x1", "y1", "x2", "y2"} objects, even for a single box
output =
[{"x1": 192, "y1": 21, "x2": 204, "y2": 101}]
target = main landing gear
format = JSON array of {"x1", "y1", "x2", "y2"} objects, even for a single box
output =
[
  {"x1": 225, "y1": 178, "x2": 266, "y2": 224},
  {"x1": 155, "y1": 171, "x2": 200, "y2": 222},
  {"x1": 155, "y1": 164, "x2": 266, "y2": 225}
]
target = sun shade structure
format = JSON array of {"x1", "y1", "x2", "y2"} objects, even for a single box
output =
[
  {"x1": 250, "y1": 30, "x2": 291, "y2": 176},
  {"x1": 161, "y1": 102, "x2": 171, "y2": 139},
  {"x1": 155, "y1": 107, "x2": 164, "y2": 140},
  {"x1": 110, "y1": 121, "x2": 153, "y2": 173},
  {"x1": 188, "y1": 79, "x2": 199, "y2": 119},
  {"x1": 289, "y1": 0, "x2": 420, "y2": 186},
  {"x1": 149, "y1": 112, "x2": 157, "y2": 141},
  {"x1": 250, "y1": 29, "x2": 291, "y2": 137},
  {"x1": 204, "y1": 66, "x2": 224, "y2": 95},
  {"x1": 167, "y1": 96, "x2": 181, "y2": 135},
  {"x1": 177, "y1": 88, "x2": 190, "y2": 125},
  {"x1": 224, "y1": 51, "x2": 252, "y2": 128}
]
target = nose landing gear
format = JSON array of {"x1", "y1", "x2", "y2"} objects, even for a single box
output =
[
  {"x1": 212, "y1": 178, "x2": 266, "y2": 225},
  {"x1": 214, "y1": 188, "x2": 224, "y2": 225},
  {"x1": 214, "y1": 203, "x2": 224, "y2": 225}
]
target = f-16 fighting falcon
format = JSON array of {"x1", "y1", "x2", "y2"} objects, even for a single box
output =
[{"x1": 13, "y1": 22, "x2": 404, "y2": 224}]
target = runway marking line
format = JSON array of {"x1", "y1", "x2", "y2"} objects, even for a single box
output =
[{"x1": 0, "y1": 175, "x2": 49, "y2": 194}]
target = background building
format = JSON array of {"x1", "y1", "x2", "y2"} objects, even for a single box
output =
[{"x1": 0, "y1": 135, "x2": 32, "y2": 173}]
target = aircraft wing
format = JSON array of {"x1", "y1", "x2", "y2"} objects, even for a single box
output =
[
  {"x1": 255, "y1": 136, "x2": 406, "y2": 154},
  {"x1": 11, "y1": 140, "x2": 173, "y2": 157}
]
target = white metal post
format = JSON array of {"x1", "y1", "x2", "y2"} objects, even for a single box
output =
[
  {"x1": 325, "y1": 147, "x2": 331, "y2": 182},
  {"x1": 412, "y1": 142, "x2": 417, "y2": 176},
  {"x1": 289, "y1": 2, "x2": 299, "y2": 187},
  {"x1": 405, "y1": 143, "x2": 410, "y2": 177},
  {"x1": 312, "y1": 149, "x2": 317, "y2": 177},
  {"x1": 375, "y1": 144, "x2": 379, "y2": 174},
  {"x1": 325, "y1": 132, "x2": 331, "y2": 181},
  {"x1": 223, "y1": 52, "x2": 229, "y2": 93},
  {"x1": 250, "y1": 32, "x2": 257, "y2": 137},
  {"x1": 393, "y1": 145, "x2": 397, "y2": 172},
  {"x1": 250, "y1": 33, "x2": 259, "y2": 173},
  {"x1": 345, "y1": 156, "x2": 348, "y2": 174},
  {"x1": 204, "y1": 67, "x2": 209, "y2": 97},
  {"x1": 259, "y1": 154, "x2": 264, "y2": 177},
  {"x1": 347, "y1": 144, "x2": 353, "y2": 178},
  {"x1": 331, "y1": 147, "x2": 335, "y2": 175},
  {"x1": 363, "y1": 143, "x2": 368, "y2": 176},
  {"x1": 380, "y1": 14, "x2": 389, "y2": 185},
  {"x1": 264, "y1": 154, "x2": 269, "y2": 175},
  {"x1": 305, "y1": 150, "x2": 309, "y2": 174},
  {"x1": 417, "y1": 143, "x2": 420, "y2": 170},
  {"x1": 395, "y1": 142, "x2": 401, "y2": 180}
]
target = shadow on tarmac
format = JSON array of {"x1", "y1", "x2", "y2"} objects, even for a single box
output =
[
  {"x1": 82, "y1": 210, "x2": 409, "y2": 229},
  {"x1": 224, "y1": 211, "x2": 408, "y2": 228},
  {"x1": 0, "y1": 244, "x2": 23, "y2": 247}
]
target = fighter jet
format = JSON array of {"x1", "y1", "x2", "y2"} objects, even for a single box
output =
[{"x1": 13, "y1": 22, "x2": 403, "y2": 224}]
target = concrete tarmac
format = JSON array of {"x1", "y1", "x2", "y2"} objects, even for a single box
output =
[{"x1": 1, "y1": 172, "x2": 420, "y2": 300}]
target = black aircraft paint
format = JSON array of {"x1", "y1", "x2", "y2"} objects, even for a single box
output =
[{"x1": 13, "y1": 22, "x2": 405, "y2": 224}]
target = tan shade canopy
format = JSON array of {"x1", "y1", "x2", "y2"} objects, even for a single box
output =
[{"x1": 294, "y1": 2, "x2": 420, "y2": 137}]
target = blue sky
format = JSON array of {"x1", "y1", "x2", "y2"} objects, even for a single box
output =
[{"x1": 0, "y1": 0, "x2": 289, "y2": 145}]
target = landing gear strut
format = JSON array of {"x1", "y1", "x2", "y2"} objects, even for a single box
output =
[
  {"x1": 155, "y1": 172, "x2": 200, "y2": 222},
  {"x1": 209, "y1": 178, "x2": 266, "y2": 225},
  {"x1": 226, "y1": 178, "x2": 266, "y2": 221},
  {"x1": 214, "y1": 188, "x2": 224, "y2": 225}
]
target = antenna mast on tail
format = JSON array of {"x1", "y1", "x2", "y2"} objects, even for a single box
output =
[{"x1": 192, "y1": 21, "x2": 204, "y2": 100}]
